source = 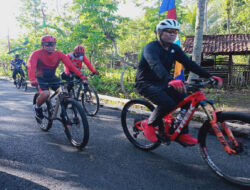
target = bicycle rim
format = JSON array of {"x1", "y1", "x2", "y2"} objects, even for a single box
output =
[
  {"x1": 21, "y1": 80, "x2": 27, "y2": 91},
  {"x1": 64, "y1": 98, "x2": 89, "y2": 149},
  {"x1": 81, "y1": 86, "x2": 99, "y2": 116},
  {"x1": 199, "y1": 112, "x2": 250, "y2": 187},
  {"x1": 33, "y1": 93, "x2": 52, "y2": 131},
  {"x1": 121, "y1": 99, "x2": 161, "y2": 151},
  {"x1": 16, "y1": 75, "x2": 21, "y2": 89}
]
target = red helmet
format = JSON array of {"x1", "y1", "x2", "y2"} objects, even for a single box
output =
[
  {"x1": 74, "y1": 45, "x2": 85, "y2": 56},
  {"x1": 41, "y1": 35, "x2": 56, "y2": 46}
]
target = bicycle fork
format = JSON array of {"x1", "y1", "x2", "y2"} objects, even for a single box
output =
[{"x1": 209, "y1": 111, "x2": 239, "y2": 155}]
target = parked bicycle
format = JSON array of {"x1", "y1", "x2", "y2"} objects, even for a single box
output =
[
  {"x1": 33, "y1": 80, "x2": 89, "y2": 149},
  {"x1": 121, "y1": 78, "x2": 250, "y2": 187},
  {"x1": 15, "y1": 69, "x2": 27, "y2": 91},
  {"x1": 66, "y1": 73, "x2": 100, "y2": 116}
]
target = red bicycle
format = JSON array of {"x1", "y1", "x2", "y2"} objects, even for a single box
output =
[{"x1": 121, "y1": 78, "x2": 250, "y2": 187}]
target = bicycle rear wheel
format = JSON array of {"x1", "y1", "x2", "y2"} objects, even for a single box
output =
[
  {"x1": 81, "y1": 85, "x2": 99, "y2": 116},
  {"x1": 33, "y1": 93, "x2": 53, "y2": 131},
  {"x1": 198, "y1": 111, "x2": 250, "y2": 187},
  {"x1": 121, "y1": 98, "x2": 161, "y2": 151},
  {"x1": 63, "y1": 98, "x2": 89, "y2": 149}
]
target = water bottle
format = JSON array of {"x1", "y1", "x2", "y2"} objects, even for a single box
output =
[{"x1": 170, "y1": 109, "x2": 187, "y2": 134}]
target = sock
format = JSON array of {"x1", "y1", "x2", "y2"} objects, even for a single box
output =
[{"x1": 35, "y1": 104, "x2": 41, "y2": 109}]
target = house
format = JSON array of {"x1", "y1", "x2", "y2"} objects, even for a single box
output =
[{"x1": 183, "y1": 34, "x2": 250, "y2": 86}]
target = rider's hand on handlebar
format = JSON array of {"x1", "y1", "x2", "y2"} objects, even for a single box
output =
[
  {"x1": 91, "y1": 71, "x2": 99, "y2": 76},
  {"x1": 80, "y1": 75, "x2": 88, "y2": 83},
  {"x1": 169, "y1": 79, "x2": 187, "y2": 94},
  {"x1": 31, "y1": 81, "x2": 38, "y2": 87},
  {"x1": 210, "y1": 76, "x2": 223, "y2": 88}
]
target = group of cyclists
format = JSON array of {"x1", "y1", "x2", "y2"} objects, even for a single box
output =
[{"x1": 10, "y1": 18, "x2": 222, "y2": 147}]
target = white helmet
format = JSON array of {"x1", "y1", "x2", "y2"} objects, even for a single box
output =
[{"x1": 156, "y1": 19, "x2": 180, "y2": 33}]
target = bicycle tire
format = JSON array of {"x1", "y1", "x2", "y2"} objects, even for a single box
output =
[
  {"x1": 81, "y1": 85, "x2": 99, "y2": 116},
  {"x1": 63, "y1": 98, "x2": 89, "y2": 149},
  {"x1": 33, "y1": 93, "x2": 53, "y2": 131},
  {"x1": 21, "y1": 79, "x2": 27, "y2": 91},
  {"x1": 121, "y1": 98, "x2": 161, "y2": 151},
  {"x1": 198, "y1": 111, "x2": 250, "y2": 187},
  {"x1": 16, "y1": 74, "x2": 21, "y2": 89}
]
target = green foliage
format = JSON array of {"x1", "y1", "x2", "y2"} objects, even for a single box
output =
[
  {"x1": 0, "y1": 0, "x2": 249, "y2": 100},
  {"x1": 89, "y1": 67, "x2": 140, "y2": 99}
]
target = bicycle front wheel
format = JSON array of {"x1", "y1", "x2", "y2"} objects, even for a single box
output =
[
  {"x1": 199, "y1": 111, "x2": 250, "y2": 187},
  {"x1": 16, "y1": 74, "x2": 21, "y2": 89},
  {"x1": 33, "y1": 93, "x2": 53, "y2": 131},
  {"x1": 63, "y1": 98, "x2": 89, "y2": 149},
  {"x1": 121, "y1": 98, "x2": 161, "y2": 151},
  {"x1": 81, "y1": 85, "x2": 99, "y2": 116},
  {"x1": 21, "y1": 79, "x2": 27, "y2": 91}
]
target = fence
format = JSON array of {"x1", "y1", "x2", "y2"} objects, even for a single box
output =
[
  {"x1": 204, "y1": 64, "x2": 250, "y2": 87},
  {"x1": 230, "y1": 64, "x2": 250, "y2": 87}
]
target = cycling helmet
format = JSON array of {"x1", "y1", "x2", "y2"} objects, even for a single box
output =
[
  {"x1": 156, "y1": 19, "x2": 180, "y2": 33},
  {"x1": 15, "y1": 54, "x2": 20, "y2": 59},
  {"x1": 41, "y1": 35, "x2": 56, "y2": 46},
  {"x1": 74, "y1": 45, "x2": 85, "y2": 56}
]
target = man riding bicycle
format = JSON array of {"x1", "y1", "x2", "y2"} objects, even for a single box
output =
[
  {"x1": 28, "y1": 35, "x2": 87, "y2": 122},
  {"x1": 61, "y1": 45, "x2": 98, "y2": 88},
  {"x1": 11, "y1": 54, "x2": 27, "y2": 85},
  {"x1": 135, "y1": 19, "x2": 222, "y2": 146}
]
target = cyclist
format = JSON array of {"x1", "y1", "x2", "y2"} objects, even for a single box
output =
[
  {"x1": 10, "y1": 54, "x2": 27, "y2": 85},
  {"x1": 28, "y1": 35, "x2": 87, "y2": 122},
  {"x1": 61, "y1": 45, "x2": 98, "y2": 89},
  {"x1": 135, "y1": 19, "x2": 222, "y2": 146}
]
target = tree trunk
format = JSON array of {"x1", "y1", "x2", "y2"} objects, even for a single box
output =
[
  {"x1": 188, "y1": 0, "x2": 206, "y2": 82},
  {"x1": 204, "y1": 0, "x2": 209, "y2": 35},
  {"x1": 226, "y1": 0, "x2": 231, "y2": 34}
]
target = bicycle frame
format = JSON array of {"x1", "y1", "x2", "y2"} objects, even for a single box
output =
[
  {"x1": 69, "y1": 79, "x2": 90, "y2": 101},
  {"x1": 162, "y1": 89, "x2": 239, "y2": 155},
  {"x1": 48, "y1": 86, "x2": 70, "y2": 123},
  {"x1": 71, "y1": 82, "x2": 85, "y2": 100}
]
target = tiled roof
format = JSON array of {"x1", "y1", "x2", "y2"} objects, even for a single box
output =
[{"x1": 182, "y1": 34, "x2": 250, "y2": 55}]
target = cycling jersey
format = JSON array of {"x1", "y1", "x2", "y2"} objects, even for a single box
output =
[
  {"x1": 28, "y1": 49, "x2": 83, "y2": 82},
  {"x1": 135, "y1": 41, "x2": 211, "y2": 89},
  {"x1": 64, "y1": 53, "x2": 96, "y2": 75},
  {"x1": 11, "y1": 59, "x2": 26, "y2": 69}
]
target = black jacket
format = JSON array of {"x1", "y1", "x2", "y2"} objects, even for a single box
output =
[{"x1": 135, "y1": 41, "x2": 211, "y2": 90}]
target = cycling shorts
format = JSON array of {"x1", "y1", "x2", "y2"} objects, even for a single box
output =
[{"x1": 37, "y1": 76, "x2": 60, "y2": 91}]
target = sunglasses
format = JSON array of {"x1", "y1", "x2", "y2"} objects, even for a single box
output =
[
  {"x1": 42, "y1": 42, "x2": 56, "y2": 47},
  {"x1": 163, "y1": 29, "x2": 179, "y2": 34},
  {"x1": 75, "y1": 52, "x2": 84, "y2": 57}
]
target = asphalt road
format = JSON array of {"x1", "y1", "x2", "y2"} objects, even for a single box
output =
[{"x1": 0, "y1": 78, "x2": 243, "y2": 190}]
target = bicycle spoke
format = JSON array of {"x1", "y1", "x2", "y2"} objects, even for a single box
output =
[
  {"x1": 199, "y1": 112, "x2": 250, "y2": 187},
  {"x1": 121, "y1": 99, "x2": 161, "y2": 151},
  {"x1": 81, "y1": 86, "x2": 99, "y2": 116},
  {"x1": 64, "y1": 99, "x2": 89, "y2": 149}
]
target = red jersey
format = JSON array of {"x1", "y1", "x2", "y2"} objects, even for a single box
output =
[
  {"x1": 28, "y1": 49, "x2": 83, "y2": 82},
  {"x1": 64, "y1": 53, "x2": 96, "y2": 75}
]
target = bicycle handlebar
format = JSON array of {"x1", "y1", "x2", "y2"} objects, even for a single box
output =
[
  {"x1": 37, "y1": 79, "x2": 82, "y2": 86},
  {"x1": 186, "y1": 78, "x2": 216, "y2": 92}
]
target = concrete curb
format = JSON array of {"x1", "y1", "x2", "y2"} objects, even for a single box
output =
[{"x1": 98, "y1": 94, "x2": 250, "y2": 135}]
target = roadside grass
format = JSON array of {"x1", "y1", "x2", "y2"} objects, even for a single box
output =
[{"x1": 204, "y1": 88, "x2": 250, "y2": 114}]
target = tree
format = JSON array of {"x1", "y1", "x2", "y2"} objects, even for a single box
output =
[
  {"x1": 17, "y1": 0, "x2": 44, "y2": 37},
  {"x1": 187, "y1": 0, "x2": 206, "y2": 82}
]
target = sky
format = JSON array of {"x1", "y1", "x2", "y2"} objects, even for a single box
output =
[{"x1": 0, "y1": 0, "x2": 145, "y2": 40}]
